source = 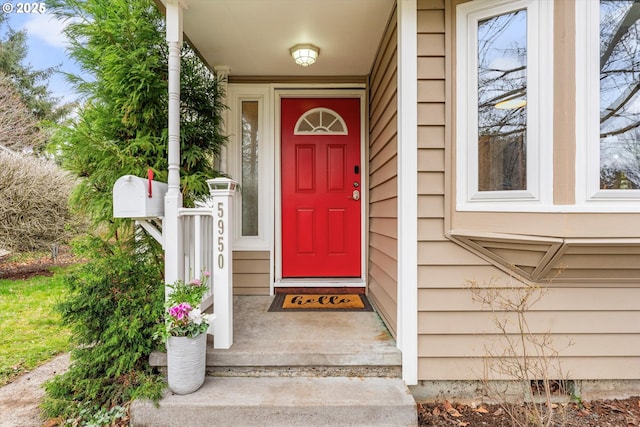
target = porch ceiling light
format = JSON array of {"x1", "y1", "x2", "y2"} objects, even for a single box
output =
[{"x1": 290, "y1": 44, "x2": 320, "y2": 67}]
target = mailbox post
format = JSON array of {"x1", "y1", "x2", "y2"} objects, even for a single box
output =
[{"x1": 206, "y1": 178, "x2": 237, "y2": 349}]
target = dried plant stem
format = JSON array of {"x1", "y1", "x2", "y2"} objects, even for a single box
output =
[{"x1": 469, "y1": 278, "x2": 572, "y2": 427}]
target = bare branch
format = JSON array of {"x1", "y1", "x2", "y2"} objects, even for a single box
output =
[{"x1": 600, "y1": 1, "x2": 640, "y2": 69}]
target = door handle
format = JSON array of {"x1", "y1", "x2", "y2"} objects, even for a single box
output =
[{"x1": 348, "y1": 189, "x2": 360, "y2": 201}]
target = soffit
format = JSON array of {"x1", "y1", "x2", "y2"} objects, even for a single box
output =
[{"x1": 174, "y1": 0, "x2": 396, "y2": 77}]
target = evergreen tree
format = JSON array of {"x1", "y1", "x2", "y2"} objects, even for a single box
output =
[
  {"x1": 48, "y1": 0, "x2": 226, "y2": 229},
  {"x1": 0, "y1": 14, "x2": 64, "y2": 123},
  {"x1": 42, "y1": 0, "x2": 227, "y2": 422}
]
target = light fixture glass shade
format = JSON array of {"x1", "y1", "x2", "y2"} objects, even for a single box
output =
[{"x1": 290, "y1": 44, "x2": 319, "y2": 67}]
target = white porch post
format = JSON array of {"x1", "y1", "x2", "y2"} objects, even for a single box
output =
[
  {"x1": 164, "y1": 0, "x2": 184, "y2": 291},
  {"x1": 207, "y1": 178, "x2": 237, "y2": 349},
  {"x1": 397, "y1": 0, "x2": 418, "y2": 385}
]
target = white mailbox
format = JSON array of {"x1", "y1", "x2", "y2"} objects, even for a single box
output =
[{"x1": 113, "y1": 175, "x2": 168, "y2": 219}]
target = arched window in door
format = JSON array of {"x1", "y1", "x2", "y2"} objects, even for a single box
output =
[{"x1": 294, "y1": 107, "x2": 348, "y2": 135}]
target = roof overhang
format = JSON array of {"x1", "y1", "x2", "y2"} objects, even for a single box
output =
[{"x1": 159, "y1": 0, "x2": 395, "y2": 78}]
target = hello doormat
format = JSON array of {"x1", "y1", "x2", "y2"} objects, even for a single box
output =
[{"x1": 268, "y1": 293, "x2": 373, "y2": 312}]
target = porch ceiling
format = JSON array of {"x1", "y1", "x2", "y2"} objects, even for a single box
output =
[{"x1": 173, "y1": 0, "x2": 395, "y2": 77}]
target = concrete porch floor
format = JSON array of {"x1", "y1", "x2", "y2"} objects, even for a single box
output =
[
  {"x1": 136, "y1": 296, "x2": 417, "y2": 426},
  {"x1": 150, "y1": 295, "x2": 403, "y2": 375}
]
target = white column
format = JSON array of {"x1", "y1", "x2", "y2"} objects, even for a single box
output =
[
  {"x1": 214, "y1": 66, "x2": 231, "y2": 174},
  {"x1": 207, "y1": 178, "x2": 237, "y2": 349},
  {"x1": 397, "y1": 0, "x2": 418, "y2": 385},
  {"x1": 164, "y1": 0, "x2": 184, "y2": 292}
]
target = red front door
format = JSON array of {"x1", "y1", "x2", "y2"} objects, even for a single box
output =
[{"x1": 281, "y1": 98, "x2": 361, "y2": 277}]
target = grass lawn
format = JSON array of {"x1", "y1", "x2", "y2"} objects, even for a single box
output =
[{"x1": 0, "y1": 267, "x2": 73, "y2": 386}]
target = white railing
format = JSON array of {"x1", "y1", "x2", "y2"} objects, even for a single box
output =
[
  {"x1": 179, "y1": 207, "x2": 215, "y2": 310},
  {"x1": 175, "y1": 178, "x2": 237, "y2": 349}
]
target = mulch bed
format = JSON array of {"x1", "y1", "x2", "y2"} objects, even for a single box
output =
[
  {"x1": 0, "y1": 245, "x2": 81, "y2": 280},
  {"x1": 418, "y1": 396, "x2": 640, "y2": 426}
]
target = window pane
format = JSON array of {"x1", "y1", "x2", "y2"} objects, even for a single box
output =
[
  {"x1": 599, "y1": 0, "x2": 640, "y2": 189},
  {"x1": 241, "y1": 101, "x2": 259, "y2": 236},
  {"x1": 477, "y1": 10, "x2": 527, "y2": 191}
]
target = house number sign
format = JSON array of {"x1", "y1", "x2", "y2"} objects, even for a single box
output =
[
  {"x1": 206, "y1": 177, "x2": 237, "y2": 349},
  {"x1": 217, "y1": 202, "x2": 225, "y2": 269}
]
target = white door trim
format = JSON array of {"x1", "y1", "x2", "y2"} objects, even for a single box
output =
[{"x1": 273, "y1": 87, "x2": 367, "y2": 291}]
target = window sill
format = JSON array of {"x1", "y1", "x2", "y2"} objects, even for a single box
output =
[{"x1": 457, "y1": 202, "x2": 640, "y2": 213}]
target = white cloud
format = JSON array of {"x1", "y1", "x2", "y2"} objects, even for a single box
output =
[{"x1": 22, "y1": 14, "x2": 70, "y2": 48}]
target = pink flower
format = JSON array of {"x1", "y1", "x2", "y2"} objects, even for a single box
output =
[
  {"x1": 190, "y1": 278, "x2": 202, "y2": 286},
  {"x1": 168, "y1": 302, "x2": 192, "y2": 320},
  {"x1": 203, "y1": 271, "x2": 211, "y2": 277}
]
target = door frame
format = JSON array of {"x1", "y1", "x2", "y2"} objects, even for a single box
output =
[{"x1": 273, "y1": 87, "x2": 368, "y2": 290}]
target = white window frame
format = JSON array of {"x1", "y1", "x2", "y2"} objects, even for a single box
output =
[
  {"x1": 575, "y1": 0, "x2": 640, "y2": 211},
  {"x1": 456, "y1": 0, "x2": 554, "y2": 212},
  {"x1": 227, "y1": 84, "x2": 274, "y2": 250}
]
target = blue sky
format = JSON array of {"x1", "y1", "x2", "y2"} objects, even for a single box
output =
[{"x1": 5, "y1": 10, "x2": 81, "y2": 105}]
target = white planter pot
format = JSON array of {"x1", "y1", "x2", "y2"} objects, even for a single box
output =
[{"x1": 166, "y1": 333, "x2": 206, "y2": 394}]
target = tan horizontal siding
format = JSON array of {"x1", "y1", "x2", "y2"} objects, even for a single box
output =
[
  {"x1": 418, "y1": 126, "x2": 445, "y2": 148},
  {"x1": 417, "y1": 34, "x2": 445, "y2": 56},
  {"x1": 417, "y1": 103, "x2": 446, "y2": 125},
  {"x1": 556, "y1": 254, "x2": 640, "y2": 269},
  {"x1": 418, "y1": 80, "x2": 445, "y2": 103},
  {"x1": 370, "y1": 234, "x2": 398, "y2": 267},
  {"x1": 418, "y1": 57, "x2": 445, "y2": 79},
  {"x1": 419, "y1": 287, "x2": 640, "y2": 312},
  {"x1": 370, "y1": 116, "x2": 397, "y2": 154},
  {"x1": 418, "y1": 172, "x2": 445, "y2": 195},
  {"x1": 418, "y1": 218, "x2": 447, "y2": 241},
  {"x1": 368, "y1": 274, "x2": 398, "y2": 335},
  {"x1": 418, "y1": 0, "x2": 445, "y2": 9},
  {"x1": 369, "y1": 156, "x2": 397, "y2": 190},
  {"x1": 370, "y1": 217, "x2": 398, "y2": 240},
  {"x1": 232, "y1": 251, "x2": 270, "y2": 296},
  {"x1": 369, "y1": 197, "x2": 397, "y2": 218},
  {"x1": 419, "y1": 334, "x2": 640, "y2": 358},
  {"x1": 369, "y1": 249, "x2": 398, "y2": 288},
  {"x1": 549, "y1": 269, "x2": 640, "y2": 281},
  {"x1": 233, "y1": 259, "x2": 270, "y2": 273},
  {"x1": 417, "y1": 0, "x2": 640, "y2": 385},
  {"x1": 418, "y1": 356, "x2": 640, "y2": 381},
  {"x1": 369, "y1": 176, "x2": 398, "y2": 204},
  {"x1": 417, "y1": 9, "x2": 445, "y2": 33},
  {"x1": 418, "y1": 265, "x2": 506, "y2": 288},
  {"x1": 418, "y1": 195, "x2": 445, "y2": 218},
  {"x1": 416, "y1": 0, "x2": 458, "y2": 383},
  {"x1": 370, "y1": 136, "x2": 398, "y2": 173},
  {"x1": 419, "y1": 311, "x2": 640, "y2": 335},
  {"x1": 370, "y1": 78, "x2": 397, "y2": 132},
  {"x1": 368, "y1": 4, "x2": 398, "y2": 338},
  {"x1": 564, "y1": 245, "x2": 640, "y2": 255},
  {"x1": 418, "y1": 149, "x2": 445, "y2": 172},
  {"x1": 421, "y1": 1, "x2": 640, "y2": 383}
]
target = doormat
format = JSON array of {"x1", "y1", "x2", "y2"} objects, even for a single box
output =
[{"x1": 268, "y1": 293, "x2": 373, "y2": 312}]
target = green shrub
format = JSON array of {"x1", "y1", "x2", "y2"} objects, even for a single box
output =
[{"x1": 42, "y1": 238, "x2": 165, "y2": 422}]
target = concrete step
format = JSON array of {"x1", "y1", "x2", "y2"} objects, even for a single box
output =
[
  {"x1": 149, "y1": 296, "x2": 403, "y2": 378},
  {"x1": 130, "y1": 376, "x2": 417, "y2": 427},
  {"x1": 149, "y1": 344, "x2": 402, "y2": 378}
]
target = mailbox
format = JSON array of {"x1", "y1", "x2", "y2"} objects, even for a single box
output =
[{"x1": 113, "y1": 175, "x2": 168, "y2": 219}]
